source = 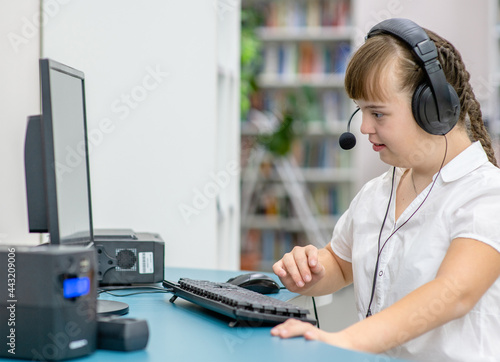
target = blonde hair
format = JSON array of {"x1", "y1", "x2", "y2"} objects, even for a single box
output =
[{"x1": 344, "y1": 28, "x2": 498, "y2": 166}]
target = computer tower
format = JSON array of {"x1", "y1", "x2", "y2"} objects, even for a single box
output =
[
  {"x1": 94, "y1": 230, "x2": 165, "y2": 285},
  {"x1": 0, "y1": 245, "x2": 97, "y2": 360}
]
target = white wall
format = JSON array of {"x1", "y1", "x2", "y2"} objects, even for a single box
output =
[
  {"x1": 214, "y1": 2, "x2": 241, "y2": 270},
  {"x1": 41, "y1": 0, "x2": 227, "y2": 269},
  {"x1": 0, "y1": 0, "x2": 42, "y2": 245}
]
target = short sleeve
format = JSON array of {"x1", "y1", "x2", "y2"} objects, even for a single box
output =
[
  {"x1": 329, "y1": 170, "x2": 392, "y2": 263},
  {"x1": 451, "y1": 187, "x2": 500, "y2": 253},
  {"x1": 330, "y1": 209, "x2": 354, "y2": 262}
]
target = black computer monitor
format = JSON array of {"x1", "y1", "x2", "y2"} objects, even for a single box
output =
[
  {"x1": 25, "y1": 58, "x2": 93, "y2": 245},
  {"x1": 24, "y1": 58, "x2": 128, "y2": 315}
]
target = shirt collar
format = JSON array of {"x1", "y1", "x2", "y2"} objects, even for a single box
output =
[{"x1": 439, "y1": 141, "x2": 489, "y2": 183}]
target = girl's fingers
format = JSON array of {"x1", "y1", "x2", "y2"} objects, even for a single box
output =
[{"x1": 270, "y1": 319, "x2": 320, "y2": 340}]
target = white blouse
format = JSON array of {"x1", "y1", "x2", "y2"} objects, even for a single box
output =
[{"x1": 331, "y1": 141, "x2": 500, "y2": 361}]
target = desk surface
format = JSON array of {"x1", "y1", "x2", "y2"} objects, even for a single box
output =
[{"x1": 2, "y1": 268, "x2": 405, "y2": 362}]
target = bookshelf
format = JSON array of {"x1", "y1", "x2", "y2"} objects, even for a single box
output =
[{"x1": 240, "y1": 0, "x2": 355, "y2": 271}]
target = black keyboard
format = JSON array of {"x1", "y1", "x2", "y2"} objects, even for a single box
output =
[{"x1": 163, "y1": 278, "x2": 317, "y2": 327}]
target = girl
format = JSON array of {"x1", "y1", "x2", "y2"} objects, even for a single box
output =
[{"x1": 271, "y1": 18, "x2": 500, "y2": 361}]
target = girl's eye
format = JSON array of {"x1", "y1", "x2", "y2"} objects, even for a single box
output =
[{"x1": 373, "y1": 112, "x2": 383, "y2": 119}]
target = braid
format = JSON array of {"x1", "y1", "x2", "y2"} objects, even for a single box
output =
[
  {"x1": 428, "y1": 30, "x2": 498, "y2": 167},
  {"x1": 465, "y1": 88, "x2": 498, "y2": 166}
]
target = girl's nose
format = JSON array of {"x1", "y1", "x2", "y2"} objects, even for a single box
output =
[{"x1": 360, "y1": 112, "x2": 374, "y2": 135}]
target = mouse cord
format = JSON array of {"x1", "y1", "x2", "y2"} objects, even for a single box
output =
[
  {"x1": 312, "y1": 296, "x2": 320, "y2": 329},
  {"x1": 98, "y1": 285, "x2": 172, "y2": 297},
  {"x1": 280, "y1": 287, "x2": 320, "y2": 328}
]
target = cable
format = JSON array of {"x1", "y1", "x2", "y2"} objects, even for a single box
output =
[
  {"x1": 98, "y1": 285, "x2": 172, "y2": 297},
  {"x1": 366, "y1": 136, "x2": 448, "y2": 317},
  {"x1": 98, "y1": 285, "x2": 167, "y2": 291},
  {"x1": 366, "y1": 167, "x2": 396, "y2": 317},
  {"x1": 274, "y1": 287, "x2": 321, "y2": 327},
  {"x1": 311, "y1": 296, "x2": 320, "y2": 329},
  {"x1": 99, "y1": 290, "x2": 172, "y2": 297}
]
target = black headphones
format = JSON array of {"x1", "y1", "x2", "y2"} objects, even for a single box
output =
[{"x1": 339, "y1": 18, "x2": 461, "y2": 150}]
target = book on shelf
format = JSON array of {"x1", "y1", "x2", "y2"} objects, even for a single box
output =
[
  {"x1": 251, "y1": 89, "x2": 349, "y2": 125},
  {"x1": 323, "y1": 90, "x2": 349, "y2": 124},
  {"x1": 242, "y1": 229, "x2": 308, "y2": 271},
  {"x1": 240, "y1": 228, "x2": 262, "y2": 271},
  {"x1": 263, "y1": 41, "x2": 352, "y2": 77},
  {"x1": 261, "y1": 229, "x2": 276, "y2": 269},
  {"x1": 248, "y1": 181, "x2": 348, "y2": 220},
  {"x1": 293, "y1": 138, "x2": 350, "y2": 169},
  {"x1": 265, "y1": 0, "x2": 351, "y2": 28}
]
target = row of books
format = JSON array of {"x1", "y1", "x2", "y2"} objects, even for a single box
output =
[
  {"x1": 311, "y1": 184, "x2": 347, "y2": 216},
  {"x1": 241, "y1": 229, "x2": 308, "y2": 271},
  {"x1": 250, "y1": 182, "x2": 348, "y2": 217},
  {"x1": 252, "y1": 89, "x2": 350, "y2": 124},
  {"x1": 262, "y1": 41, "x2": 351, "y2": 76},
  {"x1": 265, "y1": 0, "x2": 351, "y2": 28},
  {"x1": 291, "y1": 138, "x2": 351, "y2": 169}
]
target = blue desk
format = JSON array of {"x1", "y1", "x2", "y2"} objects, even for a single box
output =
[{"x1": 1, "y1": 268, "x2": 405, "y2": 361}]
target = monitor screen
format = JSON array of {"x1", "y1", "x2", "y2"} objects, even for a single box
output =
[
  {"x1": 25, "y1": 59, "x2": 130, "y2": 315},
  {"x1": 38, "y1": 58, "x2": 94, "y2": 245}
]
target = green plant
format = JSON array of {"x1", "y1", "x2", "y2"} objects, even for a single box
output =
[
  {"x1": 240, "y1": 8, "x2": 263, "y2": 120},
  {"x1": 259, "y1": 86, "x2": 320, "y2": 156}
]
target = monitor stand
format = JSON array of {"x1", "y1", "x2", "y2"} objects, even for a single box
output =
[{"x1": 97, "y1": 299, "x2": 129, "y2": 316}]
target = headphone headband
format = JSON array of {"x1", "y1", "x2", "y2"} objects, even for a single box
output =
[{"x1": 366, "y1": 18, "x2": 459, "y2": 135}]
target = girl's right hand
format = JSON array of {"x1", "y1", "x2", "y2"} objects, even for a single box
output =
[{"x1": 273, "y1": 245, "x2": 326, "y2": 293}]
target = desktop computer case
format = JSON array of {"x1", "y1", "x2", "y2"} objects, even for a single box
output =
[
  {"x1": 94, "y1": 230, "x2": 165, "y2": 285},
  {"x1": 0, "y1": 245, "x2": 97, "y2": 361}
]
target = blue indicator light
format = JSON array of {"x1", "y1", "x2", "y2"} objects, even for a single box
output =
[{"x1": 63, "y1": 277, "x2": 90, "y2": 298}]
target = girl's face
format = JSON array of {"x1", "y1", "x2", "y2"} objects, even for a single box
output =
[{"x1": 355, "y1": 68, "x2": 436, "y2": 169}]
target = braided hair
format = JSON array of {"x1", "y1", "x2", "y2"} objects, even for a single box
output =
[
  {"x1": 426, "y1": 29, "x2": 497, "y2": 166},
  {"x1": 344, "y1": 27, "x2": 498, "y2": 167}
]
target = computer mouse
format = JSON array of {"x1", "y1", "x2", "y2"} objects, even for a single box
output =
[{"x1": 226, "y1": 272, "x2": 280, "y2": 294}]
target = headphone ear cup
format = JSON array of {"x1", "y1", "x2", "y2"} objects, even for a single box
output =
[
  {"x1": 412, "y1": 83, "x2": 460, "y2": 135},
  {"x1": 412, "y1": 83, "x2": 434, "y2": 133}
]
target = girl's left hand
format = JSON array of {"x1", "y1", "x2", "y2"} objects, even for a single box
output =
[{"x1": 270, "y1": 319, "x2": 351, "y2": 349}]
